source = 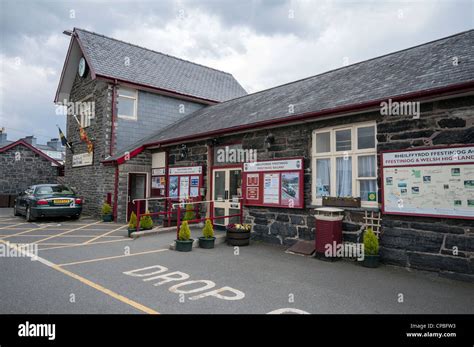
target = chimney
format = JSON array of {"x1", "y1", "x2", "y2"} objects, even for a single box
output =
[
  {"x1": 47, "y1": 138, "x2": 62, "y2": 151},
  {"x1": 0, "y1": 127, "x2": 6, "y2": 144},
  {"x1": 23, "y1": 135, "x2": 37, "y2": 146}
]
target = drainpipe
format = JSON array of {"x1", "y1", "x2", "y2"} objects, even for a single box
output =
[
  {"x1": 111, "y1": 81, "x2": 118, "y2": 221},
  {"x1": 113, "y1": 164, "x2": 119, "y2": 221}
]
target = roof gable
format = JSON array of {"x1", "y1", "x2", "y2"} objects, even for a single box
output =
[{"x1": 0, "y1": 140, "x2": 62, "y2": 167}]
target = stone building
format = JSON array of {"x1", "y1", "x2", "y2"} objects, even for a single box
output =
[
  {"x1": 56, "y1": 28, "x2": 474, "y2": 280},
  {"x1": 0, "y1": 138, "x2": 64, "y2": 196}
]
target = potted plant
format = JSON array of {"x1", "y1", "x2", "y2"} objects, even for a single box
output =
[
  {"x1": 183, "y1": 203, "x2": 195, "y2": 222},
  {"x1": 199, "y1": 219, "x2": 216, "y2": 249},
  {"x1": 175, "y1": 221, "x2": 194, "y2": 252},
  {"x1": 140, "y1": 210, "x2": 154, "y2": 230},
  {"x1": 362, "y1": 227, "x2": 380, "y2": 268},
  {"x1": 128, "y1": 211, "x2": 137, "y2": 237},
  {"x1": 226, "y1": 223, "x2": 251, "y2": 246},
  {"x1": 101, "y1": 203, "x2": 113, "y2": 222}
]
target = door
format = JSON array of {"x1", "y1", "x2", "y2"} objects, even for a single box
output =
[
  {"x1": 212, "y1": 168, "x2": 242, "y2": 227},
  {"x1": 127, "y1": 173, "x2": 147, "y2": 221}
]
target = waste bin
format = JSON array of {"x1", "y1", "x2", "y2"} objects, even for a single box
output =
[{"x1": 314, "y1": 207, "x2": 344, "y2": 259}]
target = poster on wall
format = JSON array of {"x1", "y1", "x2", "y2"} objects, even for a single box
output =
[
  {"x1": 281, "y1": 172, "x2": 300, "y2": 206},
  {"x1": 243, "y1": 158, "x2": 304, "y2": 208},
  {"x1": 382, "y1": 145, "x2": 474, "y2": 219},
  {"x1": 151, "y1": 176, "x2": 165, "y2": 189},
  {"x1": 169, "y1": 176, "x2": 178, "y2": 198},
  {"x1": 180, "y1": 176, "x2": 190, "y2": 199},
  {"x1": 263, "y1": 173, "x2": 280, "y2": 204}
]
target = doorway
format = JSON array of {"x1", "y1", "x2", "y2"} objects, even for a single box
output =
[
  {"x1": 127, "y1": 173, "x2": 147, "y2": 221},
  {"x1": 212, "y1": 168, "x2": 242, "y2": 227}
]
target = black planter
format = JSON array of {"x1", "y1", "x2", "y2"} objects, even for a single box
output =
[
  {"x1": 199, "y1": 237, "x2": 216, "y2": 249},
  {"x1": 128, "y1": 227, "x2": 144, "y2": 237},
  {"x1": 102, "y1": 214, "x2": 113, "y2": 222},
  {"x1": 362, "y1": 255, "x2": 380, "y2": 268},
  {"x1": 175, "y1": 239, "x2": 194, "y2": 252},
  {"x1": 226, "y1": 229, "x2": 250, "y2": 246}
]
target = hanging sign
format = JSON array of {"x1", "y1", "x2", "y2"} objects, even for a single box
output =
[
  {"x1": 72, "y1": 152, "x2": 93, "y2": 167},
  {"x1": 169, "y1": 166, "x2": 202, "y2": 175}
]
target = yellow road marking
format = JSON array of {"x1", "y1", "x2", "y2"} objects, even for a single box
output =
[
  {"x1": 39, "y1": 238, "x2": 130, "y2": 251},
  {"x1": 0, "y1": 222, "x2": 28, "y2": 230},
  {"x1": 0, "y1": 240, "x2": 158, "y2": 314},
  {"x1": 32, "y1": 221, "x2": 102, "y2": 244},
  {"x1": 0, "y1": 225, "x2": 49, "y2": 239},
  {"x1": 84, "y1": 224, "x2": 128, "y2": 244},
  {"x1": 59, "y1": 249, "x2": 168, "y2": 266}
]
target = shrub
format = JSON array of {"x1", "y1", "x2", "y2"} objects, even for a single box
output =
[
  {"x1": 363, "y1": 227, "x2": 379, "y2": 256},
  {"x1": 140, "y1": 210, "x2": 154, "y2": 230},
  {"x1": 128, "y1": 211, "x2": 137, "y2": 229},
  {"x1": 183, "y1": 204, "x2": 195, "y2": 221},
  {"x1": 178, "y1": 221, "x2": 191, "y2": 241},
  {"x1": 202, "y1": 219, "x2": 214, "y2": 239},
  {"x1": 102, "y1": 203, "x2": 112, "y2": 216}
]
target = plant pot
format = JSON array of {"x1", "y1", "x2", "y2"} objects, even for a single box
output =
[
  {"x1": 226, "y1": 229, "x2": 250, "y2": 246},
  {"x1": 362, "y1": 255, "x2": 380, "y2": 268},
  {"x1": 175, "y1": 239, "x2": 194, "y2": 252},
  {"x1": 128, "y1": 227, "x2": 143, "y2": 237},
  {"x1": 102, "y1": 214, "x2": 113, "y2": 222},
  {"x1": 199, "y1": 237, "x2": 216, "y2": 249}
]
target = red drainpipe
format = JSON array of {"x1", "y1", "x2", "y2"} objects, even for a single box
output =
[
  {"x1": 111, "y1": 81, "x2": 118, "y2": 221},
  {"x1": 113, "y1": 164, "x2": 119, "y2": 221}
]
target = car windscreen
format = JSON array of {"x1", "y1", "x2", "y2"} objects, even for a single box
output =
[{"x1": 34, "y1": 185, "x2": 75, "y2": 195}]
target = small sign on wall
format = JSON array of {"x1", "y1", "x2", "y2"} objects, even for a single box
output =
[{"x1": 72, "y1": 152, "x2": 93, "y2": 167}]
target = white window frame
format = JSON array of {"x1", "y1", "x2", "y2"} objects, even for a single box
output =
[
  {"x1": 117, "y1": 87, "x2": 138, "y2": 120},
  {"x1": 79, "y1": 94, "x2": 94, "y2": 128},
  {"x1": 311, "y1": 121, "x2": 378, "y2": 208}
]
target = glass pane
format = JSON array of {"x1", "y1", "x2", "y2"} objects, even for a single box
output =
[
  {"x1": 358, "y1": 155, "x2": 376, "y2": 177},
  {"x1": 336, "y1": 129, "x2": 351, "y2": 151},
  {"x1": 316, "y1": 132, "x2": 330, "y2": 153},
  {"x1": 360, "y1": 180, "x2": 377, "y2": 201},
  {"x1": 213, "y1": 171, "x2": 225, "y2": 200},
  {"x1": 131, "y1": 175, "x2": 146, "y2": 199},
  {"x1": 214, "y1": 208, "x2": 225, "y2": 225},
  {"x1": 229, "y1": 170, "x2": 242, "y2": 200},
  {"x1": 336, "y1": 157, "x2": 352, "y2": 197},
  {"x1": 118, "y1": 96, "x2": 135, "y2": 118},
  {"x1": 357, "y1": 126, "x2": 375, "y2": 149},
  {"x1": 118, "y1": 88, "x2": 136, "y2": 98},
  {"x1": 229, "y1": 208, "x2": 241, "y2": 224},
  {"x1": 316, "y1": 159, "x2": 330, "y2": 197}
]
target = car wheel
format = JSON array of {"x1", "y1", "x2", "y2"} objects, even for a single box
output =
[{"x1": 26, "y1": 207, "x2": 36, "y2": 222}]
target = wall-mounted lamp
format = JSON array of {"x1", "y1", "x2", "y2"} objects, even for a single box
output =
[
  {"x1": 180, "y1": 144, "x2": 188, "y2": 159},
  {"x1": 264, "y1": 133, "x2": 275, "y2": 149}
]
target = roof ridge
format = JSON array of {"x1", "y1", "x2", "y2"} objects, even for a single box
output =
[
  {"x1": 73, "y1": 27, "x2": 236, "y2": 77},
  {"x1": 211, "y1": 29, "x2": 474, "y2": 105}
]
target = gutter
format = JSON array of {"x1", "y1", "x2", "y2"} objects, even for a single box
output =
[{"x1": 103, "y1": 80, "x2": 474, "y2": 165}]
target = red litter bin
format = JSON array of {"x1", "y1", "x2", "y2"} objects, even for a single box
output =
[{"x1": 314, "y1": 207, "x2": 344, "y2": 260}]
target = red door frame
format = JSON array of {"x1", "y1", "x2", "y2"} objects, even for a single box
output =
[{"x1": 127, "y1": 173, "x2": 147, "y2": 221}]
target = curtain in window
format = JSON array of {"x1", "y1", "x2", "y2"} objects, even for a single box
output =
[
  {"x1": 336, "y1": 157, "x2": 352, "y2": 197},
  {"x1": 358, "y1": 155, "x2": 376, "y2": 177},
  {"x1": 360, "y1": 180, "x2": 377, "y2": 201},
  {"x1": 316, "y1": 159, "x2": 330, "y2": 197}
]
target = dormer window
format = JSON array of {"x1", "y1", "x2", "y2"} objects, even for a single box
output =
[{"x1": 117, "y1": 87, "x2": 138, "y2": 120}]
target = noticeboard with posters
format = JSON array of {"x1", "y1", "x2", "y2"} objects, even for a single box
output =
[
  {"x1": 242, "y1": 158, "x2": 304, "y2": 208},
  {"x1": 381, "y1": 145, "x2": 474, "y2": 219},
  {"x1": 167, "y1": 166, "x2": 203, "y2": 201}
]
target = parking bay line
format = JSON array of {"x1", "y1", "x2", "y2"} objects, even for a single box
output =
[
  {"x1": 58, "y1": 248, "x2": 169, "y2": 267},
  {"x1": 0, "y1": 225, "x2": 50, "y2": 240},
  {"x1": 0, "y1": 222, "x2": 28, "y2": 230},
  {"x1": 39, "y1": 238, "x2": 130, "y2": 251},
  {"x1": 31, "y1": 221, "x2": 103, "y2": 244},
  {"x1": 0, "y1": 234, "x2": 123, "y2": 238},
  {"x1": 0, "y1": 240, "x2": 159, "y2": 314},
  {"x1": 83, "y1": 224, "x2": 128, "y2": 244}
]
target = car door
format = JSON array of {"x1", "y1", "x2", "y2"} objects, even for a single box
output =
[{"x1": 17, "y1": 189, "x2": 28, "y2": 212}]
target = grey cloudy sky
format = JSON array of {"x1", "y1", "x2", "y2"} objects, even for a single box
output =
[{"x1": 0, "y1": 0, "x2": 472, "y2": 142}]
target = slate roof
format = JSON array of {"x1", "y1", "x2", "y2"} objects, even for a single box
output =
[
  {"x1": 106, "y1": 30, "x2": 474, "y2": 162},
  {"x1": 75, "y1": 28, "x2": 247, "y2": 102}
]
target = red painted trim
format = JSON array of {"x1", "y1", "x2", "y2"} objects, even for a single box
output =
[
  {"x1": 103, "y1": 81, "x2": 474, "y2": 165},
  {"x1": 380, "y1": 145, "x2": 474, "y2": 220},
  {"x1": 0, "y1": 140, "x2": 63, "y2": 167},
  {"x1": 95, "y1": 74, "x2": 219, "y2": 105},
  {"x1": 113, "y1": 164, "x2": 119, "y2": 220}
]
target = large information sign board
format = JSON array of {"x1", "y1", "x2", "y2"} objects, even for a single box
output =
[
  {"x1": 167, "y1": 166, "x2": 202, "y2": 201},
  {"x1": 242, "y1": 158, "x2": 304, "y2": 208},
  {"x1": 381, "y1": 145, "x2": 474, "y2": 219}
]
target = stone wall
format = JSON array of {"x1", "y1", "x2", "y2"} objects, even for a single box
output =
[
  {"x1": 376, "y1": 95, "x2": 474, "y2": 280},
  {"x1": 64, "y1": 71, "x2": 115, "y2": 217},
  {"x1": 0, "y1": 144, "x2": 60, "y2": 194}
]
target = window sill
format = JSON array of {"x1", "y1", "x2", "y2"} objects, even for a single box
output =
[{"x1": 308, "y1": 204, "x2": 380, "y2": 212}]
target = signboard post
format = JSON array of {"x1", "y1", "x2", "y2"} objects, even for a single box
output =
[{"x1": 381, "y1": 145, "x2": 474, "y2": 219}]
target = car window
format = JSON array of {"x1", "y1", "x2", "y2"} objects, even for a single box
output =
[{"x1": 35, "y1": 185, "x2": 75, "y2": 195}]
